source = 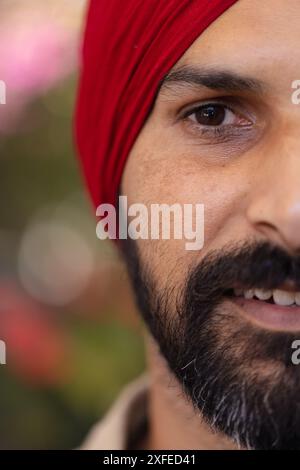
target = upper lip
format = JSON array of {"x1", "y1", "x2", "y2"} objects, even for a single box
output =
[
  {"x1": 229, "y1": 280, "x2": 300, "y2": 293},
  {"x1": 277, "y1": 280, "x2": 300, "y2": 292}
]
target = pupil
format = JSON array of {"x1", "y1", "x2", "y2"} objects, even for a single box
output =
[{"x1": 195, "y1": 105, "x2": 226, "y2": 126}]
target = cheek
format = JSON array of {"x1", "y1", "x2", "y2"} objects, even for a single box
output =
[{"x1": 121, "y1": 143, "x2": 251, "y2": 289}]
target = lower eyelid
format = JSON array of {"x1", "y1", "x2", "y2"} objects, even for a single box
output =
[
  {"x1": 183, "y1": 120, "x2": 256, "y2": 142},
  {"x1": 186, "y1": 111, "x2": 253, "y2": 131}
]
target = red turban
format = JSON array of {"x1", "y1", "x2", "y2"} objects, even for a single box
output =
[{"x1": 75, "y1": 0, "x2": 238, "y2": 209}]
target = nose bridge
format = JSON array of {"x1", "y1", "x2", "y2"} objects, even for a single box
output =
[{"x1": 247, "y1": 133, "x2": 300, "y2": 252}]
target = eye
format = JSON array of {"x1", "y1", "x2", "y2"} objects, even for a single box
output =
[
  {"x1": 181, "y1": 100, "x2": 254, "y2": 132},
  {"x1": 186, "y1": 103, "x2": 244, "y2": 127},
  {"x1": 178, "y1": 99, "x2": 256, "y2": 143}
]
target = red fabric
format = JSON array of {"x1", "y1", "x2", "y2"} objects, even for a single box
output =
[{"x1": 75, "y1": 0, "x2": 238, "y2": 209}]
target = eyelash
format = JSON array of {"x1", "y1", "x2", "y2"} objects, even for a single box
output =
[{"x1": 179, "y1": 100, "x2": 253, "y2": 140}]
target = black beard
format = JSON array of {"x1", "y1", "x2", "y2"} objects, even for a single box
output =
[{"x1": 120, "y1": 238, "x2": 300, "y2": 450}]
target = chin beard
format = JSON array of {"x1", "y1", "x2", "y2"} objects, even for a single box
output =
[{"x1": 120, "y1": 238, "x2": 300, "y2": 450}]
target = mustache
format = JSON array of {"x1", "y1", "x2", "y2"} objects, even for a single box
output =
[{"x1": 186, "y1": 241, "x2": 300, "y2": 302}]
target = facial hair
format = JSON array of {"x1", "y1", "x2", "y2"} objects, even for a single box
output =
[{"x1": 120, "y1": 238, "x2": 300, "y2": 450}]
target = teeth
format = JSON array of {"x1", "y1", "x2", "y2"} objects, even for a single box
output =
[
  {"x1": 273, "y1": 289, "x2": 295, "y2": 306},
  {"x1": 233, "y1": 288, "x2": 300, "y2": 306},
  {"x1": 254, "y1": 289, "x2": 272, "y2": 301},
  {"x1": 244, "y1": 289, "x2": 254, "y2": 299}
]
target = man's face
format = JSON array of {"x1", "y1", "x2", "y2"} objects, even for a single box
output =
[{"x1": 121, "y1": 0, "x2": 300, "y2": 449}]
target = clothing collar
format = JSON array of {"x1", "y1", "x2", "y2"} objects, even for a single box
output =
[{"x1": 80, "y1": 374, "x2": 149, "y2": 450}]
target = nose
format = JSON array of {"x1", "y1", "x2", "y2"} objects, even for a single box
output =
[{"x1": 247, "y1": 135, "x2": 300, "y2": 254}]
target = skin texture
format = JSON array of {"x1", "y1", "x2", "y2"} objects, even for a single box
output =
[{"x1": 120, "y1": 0, "x2": 300, "y2": 449}]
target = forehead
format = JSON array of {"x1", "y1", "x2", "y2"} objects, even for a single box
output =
[{"x1": 173, "y1": 0, "x2": 300, "y2": 90}]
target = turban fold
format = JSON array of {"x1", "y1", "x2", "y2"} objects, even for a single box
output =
[{"x1": 75, "y1": 0, "x2": 238, "y2": 209}]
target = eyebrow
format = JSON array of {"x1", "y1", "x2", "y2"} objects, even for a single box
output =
[{"x1": 158, "y1": 65, "x2": 266, "y2": 95}]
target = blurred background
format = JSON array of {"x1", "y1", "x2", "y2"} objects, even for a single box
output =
[{"x1": 0, "y1": 0, "x2": 145, "y2": 449}]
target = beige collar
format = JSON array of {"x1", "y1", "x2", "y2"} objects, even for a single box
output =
[{"x1": 80, "y1": 374, "x2": 149, "y2": 450}]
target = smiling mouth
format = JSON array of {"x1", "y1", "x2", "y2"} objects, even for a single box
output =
[
  {"x1": 225, "y1": 285, "x2": 300, "y2": 331},
  {"x1": 232, "y1": 287, "x2": 300, "y2": 306}
]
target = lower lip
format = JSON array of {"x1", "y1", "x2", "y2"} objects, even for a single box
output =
[{"x1": 229, "y1": 296, "x2": 300, "y2": 331}]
